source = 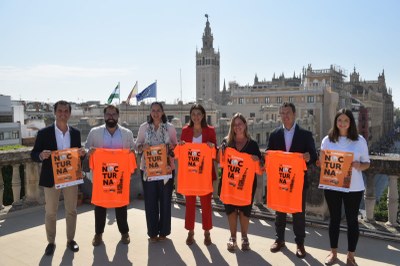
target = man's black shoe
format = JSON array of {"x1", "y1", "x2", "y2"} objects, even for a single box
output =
[
  {"x1": 270, "y1": 241, "x2": 285, "y2": 253},
  {"x1": 296, "y1": 244, "x2": 306, "y2": 258},
  {"x1": 67, "y1": 240, "x2": 79, "y2": 252},
  {"x1": 45, "y1": 243, "x2": 56, "y2": 256}
]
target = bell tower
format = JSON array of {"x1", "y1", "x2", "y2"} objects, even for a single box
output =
[{"x1": 196, "y1": 14, "x2": 220, "y2": 103}]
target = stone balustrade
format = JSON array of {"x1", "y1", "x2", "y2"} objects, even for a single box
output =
[
  {"x1": 0, "y1": 148, "x2": 42, "y2": 208},
  {"x1": 364, "y1": 155, "x2": 400, "y2": 226},
  {"x1": 0, "y1": 149, "x2": 399, "y2": 227}
]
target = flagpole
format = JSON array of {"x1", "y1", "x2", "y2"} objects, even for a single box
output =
[
  {"x1": 125, "y1": 82, "x2": 128, "y2": 123},
  {"x1": 118, "y1": 82, "x2": 121, "y2": 105},
  {"x1": 180, "y1": 69, "x2": 182, "y2": 102},
  {"x1": 136, "y1": 82, "x2": 139, "y2": 125},
  {"x1": 155, "y1": 80, "x2": 157, "y2": 102}
]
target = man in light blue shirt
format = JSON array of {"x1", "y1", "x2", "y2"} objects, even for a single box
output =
[{"x1": 85, "y1": 105, "x2": 135, "y2": 247}]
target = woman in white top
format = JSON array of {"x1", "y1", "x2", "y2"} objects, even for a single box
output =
[
  {"x1": 320, "y1": 109, "x2": 370, "y2": 266},
  {"x1": 136, "y1": 102, "x2": 177, "y2": 242}
]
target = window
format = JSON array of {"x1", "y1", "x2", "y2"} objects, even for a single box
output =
[
  {"x1": 289, "y1": 96, "x2": 294, "y2": 103},
  {"x1": 185, "y1": 115, "x2": 190, "y2": 124},
  {"x1": 207, "y1": 115, "x2": 212, "y2": 125},
  {"x1": 0, "y1": 132, "x2": 3, "y2": 140},
  {"x1": 167, "y1": 115, "x2": 174, "y2": 122},
  {"x1": 265, "y1": 97, "x2": 270, "y2": 104},
  {"x1": 222, "y1": 113, "x2": 227, "y2": 118},
  {"x1": 277, "y1": 97, "x2": 282, "y2": 104},
  {"x1": 239, "y1": 98, "x2": 245, "y2": 104},
  {"x1": 253, "y1": 98, "x2": 259, "y2": 104},
  {"x1": 266, "y1": 114, "x2": 269, "y2": 120},
  {"x1": 12, "y1": 131, "x2": 19, "y2": 139},
  {"x1": 307, "y1": 96, "x2": 315, "y2": 103},
  {"x1": 2, "y1": 131, "x2": 11, "y2": 139},
  {"x1": 250, "y1": 113, "x2": 255, "y2": 118}
]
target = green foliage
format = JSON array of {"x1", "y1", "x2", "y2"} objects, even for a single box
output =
[
  {"x1": 1, "y1": 164, "x2": 25, "y2": 206},
  {"x1": 0, "y1": 145, "x2": 25, "y2": 151},
  {"x1": 374, "y1": 182, "x2": 400, "y2": 222},
  {"x1": 2, "y1": 166, "x2": 13, "y2": 205},
  {"x1": 374, "y1": 187, "x2": 388, "y2": 222}
]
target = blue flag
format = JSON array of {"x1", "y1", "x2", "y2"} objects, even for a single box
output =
[{"x1": 136, "y1": 82, "x2": 157, "y2": 102}]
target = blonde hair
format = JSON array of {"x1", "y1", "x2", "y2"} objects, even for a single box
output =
[{"x1": 225, "y1": 113, "x2": 251, "y2": 146}]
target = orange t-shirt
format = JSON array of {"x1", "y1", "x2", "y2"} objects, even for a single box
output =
[
  {"x1": 51, "y1": 148, "x2": 83, "y2": 189},
  {"x1": 219, "y1": 147, "x2": 261, "y2": 206},
  {"x1": 265, "y1": 150, "x2": 307, "y2": 213},
  {"x1": 174, "y1": 143, "x2": 216, "y2": 196},
  {"x1": 90, "y1": 148, "x2": 136, "y2": 208}
]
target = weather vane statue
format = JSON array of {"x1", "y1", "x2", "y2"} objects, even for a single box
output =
[{"x1": 205, "y1": 14, "x2": 209, "y2": 21}]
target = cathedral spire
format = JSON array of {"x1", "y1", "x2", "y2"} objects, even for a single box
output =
[{"x1": 202, "y1": 14, "x2": 213, "y2": 50}]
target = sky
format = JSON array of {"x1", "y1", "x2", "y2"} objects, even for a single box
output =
[{"x1": 1, "y1": 0, "x2": 399, "y2": 107}]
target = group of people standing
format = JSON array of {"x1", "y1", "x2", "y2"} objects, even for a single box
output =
[{"x1": 31, "y1": 100, "x2": 369, "y2": 266}]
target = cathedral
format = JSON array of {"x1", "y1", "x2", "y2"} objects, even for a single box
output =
[{"x1": 195, "y1": 15, "x2": 394, "y2": 147}]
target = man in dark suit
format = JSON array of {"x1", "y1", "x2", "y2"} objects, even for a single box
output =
[
  {"x1": 31, "y1": 100, "x2": 85, "y2": 256},
  {"x1": 267, "y1": 102, "x2": 317, "y2": 258}
]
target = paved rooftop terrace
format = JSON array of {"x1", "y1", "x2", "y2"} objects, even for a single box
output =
[{"x1": 0, "y1": 199, "x2": 399, "y2": 266}]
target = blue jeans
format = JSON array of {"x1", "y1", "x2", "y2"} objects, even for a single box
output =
[{"x1": 141, "y1": 170, "x2": 174, "y2": 238}]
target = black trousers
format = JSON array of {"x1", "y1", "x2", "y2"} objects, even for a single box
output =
[
  {"x1": 94, "y1": 205, "x2": 129, "y2": 235},
  {"x1": 275, "y1": 188, "x2": 307, "y2": 245},
  {"x1": 324, "y1": 190, "x2": 363, "y2": 252}
]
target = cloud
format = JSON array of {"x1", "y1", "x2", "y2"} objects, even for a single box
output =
[{"x1": 0, "y1": 64, "x2": 135, "y2": 80}]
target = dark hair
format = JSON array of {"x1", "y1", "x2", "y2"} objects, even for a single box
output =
[
  {"x1": 188, "y1": 103, "x2": 207, "y2": 127},
  {"x1": 280, "y1": 102, "x2": 296, "y2": 113},
  {"x1": 53, "y1": 100, "x2": 71, "y2": 113},
  {"x1": 148, "y1": 101, "x2": 167, "y2": 124},
  {"x1": 328, "y1": 108, "x2": 359, "y2": 142},
  {"x1": 103, "y1": 104, "x2": 119, "y2": 114},
  {"x1": 225, "y1": 113, "x2": 251, "y2": 146}
]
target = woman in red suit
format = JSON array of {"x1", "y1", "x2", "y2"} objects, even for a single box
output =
[{"x1": 180, "y1": 103, "x2": 217, "y2": 246}]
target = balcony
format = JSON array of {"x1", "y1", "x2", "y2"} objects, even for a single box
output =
[{"x1": 0, "y1": 149, "x2": 399, "y2": 264}]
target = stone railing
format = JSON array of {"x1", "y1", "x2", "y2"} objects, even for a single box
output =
[
  {"x1": 0, "y1": 148, "x2": 42, "y2": 209},
  {"x1": 0, "y1": 149, "x2": 399, "y2": 227},
  {"x1": 364, "y1": 155, "x2": 400, "y2": 226}
]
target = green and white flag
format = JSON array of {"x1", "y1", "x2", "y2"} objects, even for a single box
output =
[{"x1": 107, "y1": 82, "x2": 120, "y2": 104}]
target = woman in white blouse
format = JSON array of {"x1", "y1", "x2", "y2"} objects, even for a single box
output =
[
  {"x1": 136, "y1": 102, "x2": 177, "y2": 242},
  {"x1": 320, "y1": 109, "x2": 370, "y2": 266}
]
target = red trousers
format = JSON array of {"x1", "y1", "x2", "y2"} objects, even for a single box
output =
[{"x1": 184, "y1": 193, "x2": 213, "y2": 231}]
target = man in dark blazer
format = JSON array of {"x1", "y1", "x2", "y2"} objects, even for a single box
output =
[
  {"x1": 267, "y1": 102, "x2": 317, "y2": 258},
  {"x1": 31, "y1": 100, "x2": 85, "y2": 256}
]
